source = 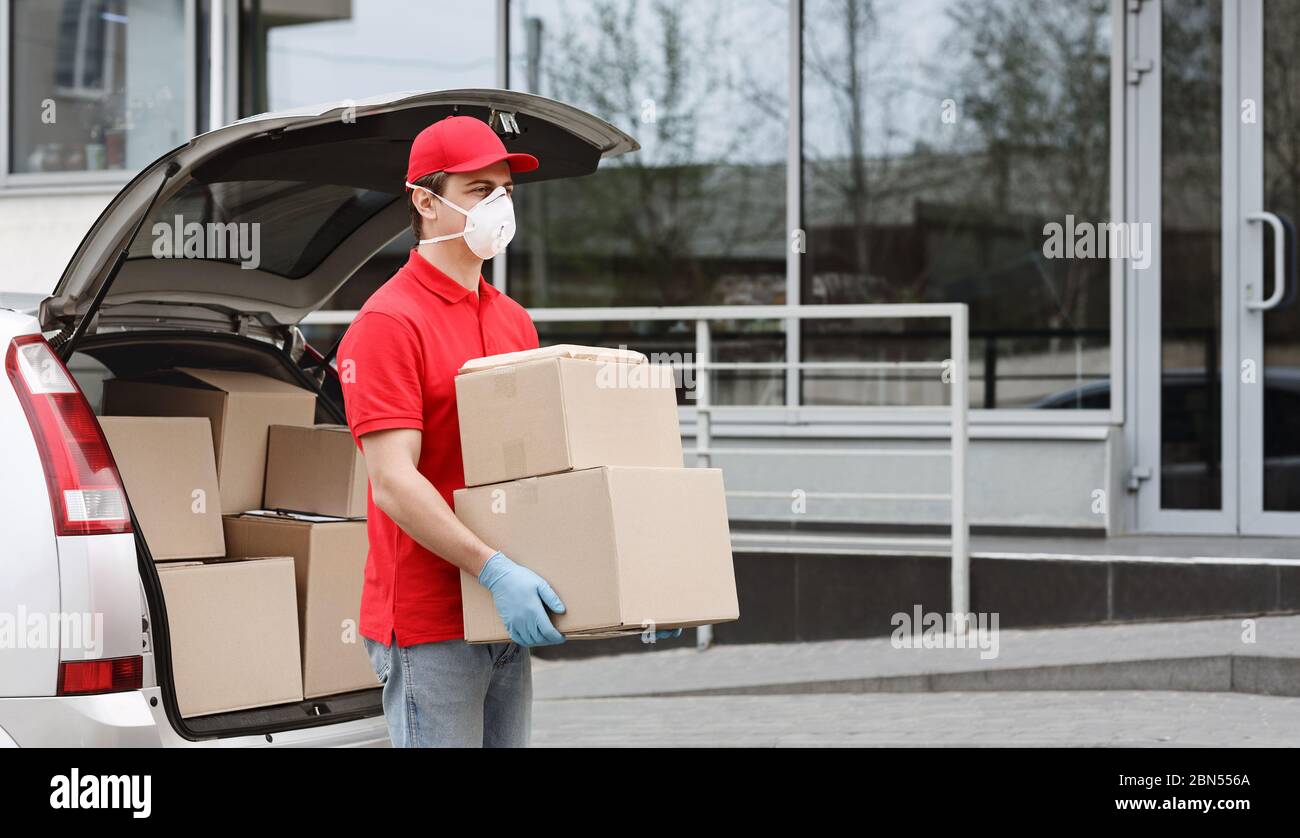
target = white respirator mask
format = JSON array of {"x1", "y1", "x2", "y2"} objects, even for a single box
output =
[{"x1": 406, "y1": 182, "x2": 517, "y2": 260}]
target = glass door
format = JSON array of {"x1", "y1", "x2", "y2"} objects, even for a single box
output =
[
  {"x1": 1238, "y1": 0, "x2": 1300, "y2": 533},
  {"x1": 1133, "y1": 0, "x2": 1296, "y2": 534}
]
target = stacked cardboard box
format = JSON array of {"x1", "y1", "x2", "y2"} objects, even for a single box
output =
[
  {"x1": 98, "y1": 416, "x2": 226, "y2": 561},
  {"x1": 99, "y1": 370, "x2": 376, "y2": 716},
  {"x1": 156, "y1": 557, "x2": 303, "y2": 718},
  {"x1": 224, "y1": 511, "x2": 377, "y2": 698},
  {"x1": 454, "y1": 344, "x2": 740, "y2": 643},
  {"x1": 264, "y1": 424, "x2": 368, "y2": 518},
  {"x1": 103, "y1": 367, "x2": 317, "y2": 513},
  {"x1": 254, "y1": 423, "x2": 375, "y2": 694}
]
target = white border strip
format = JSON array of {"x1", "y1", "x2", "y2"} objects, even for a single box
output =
[{"x1": 731, "y1": 538, "x2": 1300, "y2": 567}]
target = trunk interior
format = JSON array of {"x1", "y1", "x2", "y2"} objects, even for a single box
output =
[{"x1": 69, "y1": 329, "x2": 383, "y2": 741}]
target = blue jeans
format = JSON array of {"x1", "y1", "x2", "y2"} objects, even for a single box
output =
[{"x1": 363, "y1": 631, "x2": 532, "y2": 748}]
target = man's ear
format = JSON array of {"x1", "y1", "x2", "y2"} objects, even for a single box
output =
[{"x1": 411, "y1": 188, "x2": 439, "y2": 224}]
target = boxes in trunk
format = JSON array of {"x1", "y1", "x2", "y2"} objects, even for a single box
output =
[
  {"x1": 455, "y1": 466, "x2": 739, "y2": 643},
  {"x1": 455, "y1": 344, "x2": 683, "y2": 487},
  {"x1": 156, "y1": 556, "x2": 303, "y2": 718},
  {"x1": 264, "y1": 424, "x2": 367, "y2": 518},
  {"x1": 97, "y1": 416, "x2": 225, "y2": 560},
  {"x1": 102, "y1": 368, "x2": 316, "y2": 513},
  {"x1": 223, "y1": 513, "x2": 377, "y2": 698}
]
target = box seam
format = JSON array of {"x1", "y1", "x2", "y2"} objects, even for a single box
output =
[
  {"x1": 601, "y1": 467, "x2": 631, "y2": 630},
  {"x1": 555, "y1": 359, "x2": 575, "y2": 470}
]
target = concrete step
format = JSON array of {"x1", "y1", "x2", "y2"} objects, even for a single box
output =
[
  {"x1": 533, "y1": 532, "x2": 1300, "y2": 661},
  {"x1": 594, "y1": 655, "x2": 1300, "y2": 699}
]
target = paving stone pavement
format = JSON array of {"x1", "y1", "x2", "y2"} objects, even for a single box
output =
[
  {"x1": 531, "y1": 690, "x2": 1300, "y2": 747},
  {"x1": 527, "y1": 616, "x2": 1300, "y2": 746},
  {"x1": 530, "y1": 615, "x2": 1300, "y2": 699}
]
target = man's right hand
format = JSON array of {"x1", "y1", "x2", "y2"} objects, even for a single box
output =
[{"x1": 477, "y1": 552, "x2": 567, "y2": 646}]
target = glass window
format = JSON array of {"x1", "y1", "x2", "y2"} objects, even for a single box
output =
[
  {"x1": 1159, "y1": 0, "x2": 1220, "y2": 508},
  {"x1": 244, "y1": 0, "x2": 496, "y2": 114},
  {"x1": 9, "y1": 0, "x2": 190, "y2": 174},
  {"x1": 505, "y1": 0, "x2": 788, "y2": 406},
  {"x1": 1260, "y1": 0, "x2": 1300, "y2": 511},
  {"x1": 802, "y1": 0, "x2": 1112, "y2": 409},
  {"x1": 243, "y1": 0, "x2": 498, "y2": 346},
  {"x1": 506, "y1": 0, "x2": 788, "y2": 310}
]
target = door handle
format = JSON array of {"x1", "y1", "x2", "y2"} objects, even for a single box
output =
[{"x1": 1245, "y1": 211, "x2": 1288, "y2": 311}]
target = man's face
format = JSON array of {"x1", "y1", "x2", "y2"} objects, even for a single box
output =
[{"x1": 414, "y1": 160, "x2": 514, "y2": 252}]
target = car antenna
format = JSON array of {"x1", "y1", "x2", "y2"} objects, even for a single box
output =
[{"x1": 52, "y1": 160, "x2": 182, "y2": 361}]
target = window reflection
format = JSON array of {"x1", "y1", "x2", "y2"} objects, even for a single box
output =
[
  {"x1": 506, "y1": 0, "x2": 788, "y2": 310},
  {"x1": 10, "y1": 0, "x2": 189, "y2": 174},
  {"x1": 803, "y1": 0, "x2": 1112, "y2": 409}
]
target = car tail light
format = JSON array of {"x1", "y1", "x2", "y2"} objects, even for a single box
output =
[
  {"x1": 58, "y1": 656, "x2": 144, "y2": 695},
  {"x1": 5, "y1": 335, "x2": 132, "y2": 536}
]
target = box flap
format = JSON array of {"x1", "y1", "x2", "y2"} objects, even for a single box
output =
[
  {"x1": 269, "y1": 423, "x2": 350, "y2": 433},
  {"x1": 457, "y1": 344, "x2": 646, "y2": 375},
  {"x1": 240, "y1": 509, "x2": 354, "y2": 524},
  {"x1": 176, "y1": 367, "x2": 313, "y2": 396},
  {"x1": 159, "y1": 555, "x2": 292, "y2": 566}
]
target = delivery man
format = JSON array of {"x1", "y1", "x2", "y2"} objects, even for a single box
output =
[
  {"x1": 339, "y1": 115, "x2": 675, "y2": 748},
  {"x1": 336, "y1": 115, "x2": 559, "y2": 748}
]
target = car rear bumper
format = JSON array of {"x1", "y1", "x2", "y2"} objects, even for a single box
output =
[
  {"x1": 0, "y1": 691, "x2": 162, "y2": 747},
  {"x1": 0, "y1": 688, "x2": 391, "y2": 747}
]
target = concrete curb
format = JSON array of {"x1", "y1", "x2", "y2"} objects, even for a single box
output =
[{"x1": 556, "y1": 654, "x2": 1300, "y2": 700}]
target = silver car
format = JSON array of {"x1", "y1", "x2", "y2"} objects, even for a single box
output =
[{"x1": 0, "y1": 89, "x2": 635, "y2": 747}]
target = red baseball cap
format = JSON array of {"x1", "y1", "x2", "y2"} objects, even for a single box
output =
[{"x1": 405, "y1": 115, "x2": 539, "y2": 184}]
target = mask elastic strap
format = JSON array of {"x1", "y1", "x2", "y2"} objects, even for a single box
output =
[
  {"x1": 417, "y1": 231, "x2": 465, "y2": 245},
  {"x1": 406, "y1": 181, "x2": 476, "y2": 244}
]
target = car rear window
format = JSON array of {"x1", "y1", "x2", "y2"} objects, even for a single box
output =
[{"x1": 127, "y1": 179, "x2": 398, "y2": 278}]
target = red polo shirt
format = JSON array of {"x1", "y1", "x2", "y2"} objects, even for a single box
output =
[{"x1": 338, "y1": 249, "x2": 539, "y2": 647}]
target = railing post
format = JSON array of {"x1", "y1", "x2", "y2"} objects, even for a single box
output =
[
  {"x1": 949, "y1": 306, "x2": 970, "y2": 621},
  {"x1": 695, "y1": 318, "x2": 712, "y2": 471},
  {"x1": 983, "y1": 334, "x2": 997, "y2": 410},
  {"x1": 785, "y1": 0, "x2": 803, "y2": 416},
  {"x1": 694, "y1": 318, "x2": 714, "y2": 651}
]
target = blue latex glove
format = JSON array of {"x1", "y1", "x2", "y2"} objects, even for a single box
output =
[
  {"x1": 477, "y1": 551, "x2": 566, "y2": 647},
  {"x1": 652, "y1": 628, "x2": 683, "y2": 642}
]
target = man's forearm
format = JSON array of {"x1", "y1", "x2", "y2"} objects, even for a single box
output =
[{"x1": 371, "y1": 466, "x2": 496, "y2": 577}]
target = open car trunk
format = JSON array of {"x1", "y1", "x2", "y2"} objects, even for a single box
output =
[
  {"x1": 70, "y1": 330, "x2": 386, "y2": 740},
  {"x1": 45, "y1": 88, "x2": 638, "y2": 741}
]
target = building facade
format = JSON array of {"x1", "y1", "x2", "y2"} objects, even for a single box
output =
[{"x1": 0, "y1": 0, "x2": 1296, "y2": 537}]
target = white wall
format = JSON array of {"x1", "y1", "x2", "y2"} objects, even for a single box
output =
[{"x1": 0, "y1": 190, "x2": 116, "y2": 295}]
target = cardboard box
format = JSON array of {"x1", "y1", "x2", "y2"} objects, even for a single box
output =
[
  {"x1": 264, "y1": 424, "x2": 368, "y2": 518},
  {"x1": 223, "y1": 513, "x2": 377, "y2": 698},
  {"x1": 97, "y1": 416, "x2": 225, "y2": 561},
  {"x1": 455, "y1": 344, "x2": 684, "y2": 487},
  {"x1": 455, "y1": 466, "x2": 739, "y2": 643},
  {"x1": 155, "y1": 557, "x2": 303, "y2": 717},
  {"x1": 103, "y1": 368, "x2": 317, "y2": 513}
]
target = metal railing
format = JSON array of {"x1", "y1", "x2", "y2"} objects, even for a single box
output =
[{"x1": 305, "y1": 302, "x2": 971, "y2": 644}]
